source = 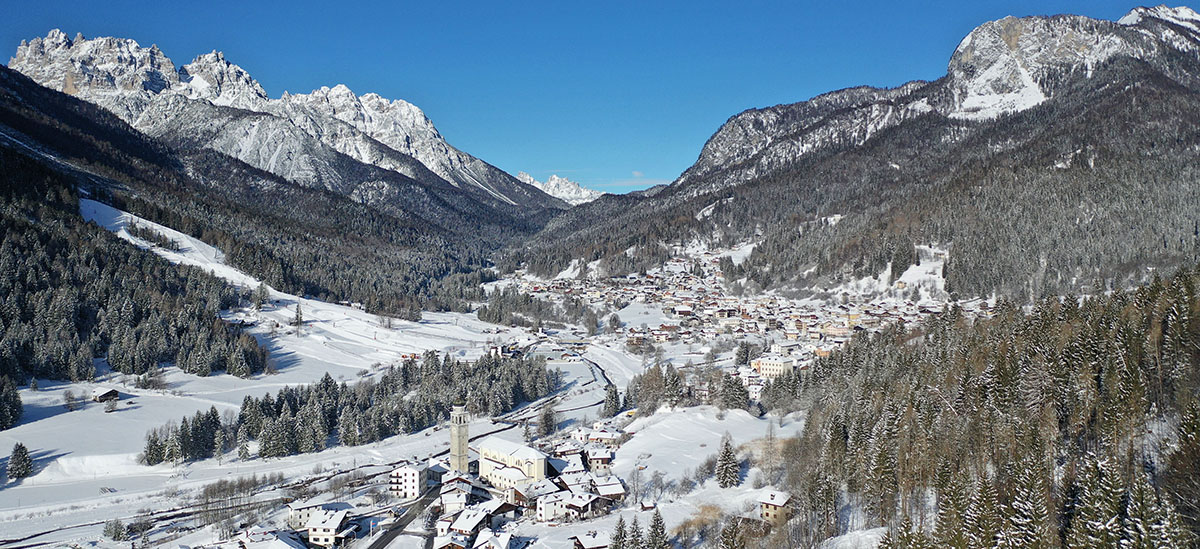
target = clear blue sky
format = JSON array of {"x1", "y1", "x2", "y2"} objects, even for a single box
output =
[{"x1": 3, "y1": 0, "x2": 1143, "y2": 192}]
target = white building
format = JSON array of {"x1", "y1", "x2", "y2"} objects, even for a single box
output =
[
  {"x1": 478, "y1": 436, "x2": 547, "y2": 490},
  {"x1": 305, "y1": 508, "x2": 349, "y2": 548},
  {"x1": 390, "y1": 462, "x2": 430, "y2": 499},
  {"x1": 751, "y1": 354, "x2": 799, "y2": 380}
]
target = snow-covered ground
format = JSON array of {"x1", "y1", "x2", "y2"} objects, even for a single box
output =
[
  {"x1": 0, "y1": 201, "x2": 548, "y2": 545},
  {"x1": 0, "y1": 199, "x2": 885, "y2": 549}
]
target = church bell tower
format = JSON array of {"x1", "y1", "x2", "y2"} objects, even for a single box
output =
[{"x1": 449, "y1": 405, "x2": 469, "y2": 473}]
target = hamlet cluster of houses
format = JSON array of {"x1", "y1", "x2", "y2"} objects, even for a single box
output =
[
  {"x1": 505, "y1": 246, "x2": 993, "y2": 406},
  {"x1": 373, "y1": 411, "x2": 635, "y2": 549}
]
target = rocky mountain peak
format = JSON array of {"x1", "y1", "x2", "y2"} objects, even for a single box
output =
[
  {"x1": 947, "y1": 6, "x2": 1199, "y2": 119},
  {"x1": 1119, "y1": 5, "x2": 1200, "y2": 28},
  {"x1": 516, "y1": 172, "x2": 604, "y2": 206},
  {"x1": 10, "y1": 29, "x2": 178, "y2": 103},
  {"x1": 178, "y1": 50, "x2": 267, "y2": 109}
]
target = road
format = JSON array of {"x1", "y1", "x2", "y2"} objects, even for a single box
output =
[{"x1": 364, "y1": 487, "x2": 439, "y2": 549}]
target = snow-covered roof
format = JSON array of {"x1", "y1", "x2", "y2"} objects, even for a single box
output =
[
  {"x1": 570, "y1": 531, "x2": 610, "y2": 549},
  {"x1": 434, "y1": 534, "x2": 469, "y2": 549},
  {"x1": 287, "y1": 500, "x2": 350, "y2": 512},
  {"x1": 472, "y1": 529, "x2": 513, "y2": 549},
  {"x1": 479, "y1": 436, "x2": 547, "y2": 461},
  {"x1": 305, "y1": 508, "x2": 349, "y2": 530},
  {"x1": 758, "y1": 490, "x2": 791, "y2": 507},
  {"x1": 489, "y1": 465, "x2": 533, "y2": 484},
  {"x1": 235, "y1": 530, "x2": 307, "y2": 549},
  {"x1": 450, "y1": 509, "x2": 488, "y2": 533},
  {"x1": 524, "y1": 478, "x2": 562, "y2": 499},
  {"x1": 585, "y1": 448, "x2": 613, "y2": 460},
  {"x1": 393, "y1": 462, "x2": 428, "y2": 474}
]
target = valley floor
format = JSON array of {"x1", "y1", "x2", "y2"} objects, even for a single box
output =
[{"x1": 0, "y1": 200, "x2": 897, "y2": 549}]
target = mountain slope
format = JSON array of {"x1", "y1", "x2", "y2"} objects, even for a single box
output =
[
  {"x1": 514, "y1": 6, "x2": 1200, "y2": 300},
  {"x1": 8, "y1": 30, "x2": 566, "y2": 213},
  {"x1": 0, "y1": 63, "x2": 500, "y2": 314}
]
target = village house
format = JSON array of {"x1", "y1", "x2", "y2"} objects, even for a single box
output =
[
  {"x1": 286, "y1": 501, "x2": 351, "y2": 530},
  {"x1": 92, "y1": 387, "x2": 119, "y2": 402},
  {"x1": 585, "y1": 448, "x2": 613, "y2": 475},
  {"x1": 536, "y1": 491, "x2": 609, "y2": 522},
  {"x1": 472, "y1": 529, "x2": 514, "y2": 549},
  {"x1": 305, "y1": 508, "x2": 350, "y2": 548},
  {"x1": 569, "y1": 531, "x2": 611, "y2": 549},
  {"x1": 758, "y1": 490, "x2": 792, "y2": 525}
]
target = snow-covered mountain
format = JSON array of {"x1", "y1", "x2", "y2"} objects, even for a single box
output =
[
  {"x1": 520, "y1": 5, "x2": 1200, "y2": 298},
  {"x1": 515, "y1": 172, "x2": 605, "y2": 205},
  {"x1": 8, "y1": 30, "x2": 565, "y2": 210},
  {"x1": 672, "y1": 5, "x2": 1200, "y2": 196}
]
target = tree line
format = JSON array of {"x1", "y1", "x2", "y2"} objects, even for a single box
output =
[{"x1": 141, "y1": 351, "x2": 559, "y2": 465}]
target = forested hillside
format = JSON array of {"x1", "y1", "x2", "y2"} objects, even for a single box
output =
[
  {"x1": 0, "y1": 65, "x2": 509, "y2": 317},
  {"x1": 514, "y1": 34, "x2": 1200, "y2": 302},
  {"x1": 752, "y1": 267, "x2": 1200, "y2": 547},
  {"x1": 0, "y1": 142, "x2": 270, "y2": 429}
]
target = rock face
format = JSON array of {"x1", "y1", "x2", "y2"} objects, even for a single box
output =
[
  {"x1": 516, "y1": 172, "x2": 605, "y2": 206},
  {"x1": 8, "y1": 30, "x2": 565, "y2": 210},
  {"x1": 672, "y1": 6, "x2": 1200, "y2": 196}
]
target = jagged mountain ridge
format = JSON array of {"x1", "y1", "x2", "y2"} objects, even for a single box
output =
[
  {"x1": 514, "y1": 5, "x2": 1200, "y2": 299},
  {"x1": 0, "y1": 61, "x2": 512, "y2": 312},
  {"x1": 515, "y1": 172, "x2": 605, "y2": 206},
  {"x1": 7, "y1": 30, "x2": 566, "y2": 212}
]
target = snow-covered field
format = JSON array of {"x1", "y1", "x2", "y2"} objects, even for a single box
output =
[{"x1": 0, "y1": 201, "x2": 549, "y2": 545}]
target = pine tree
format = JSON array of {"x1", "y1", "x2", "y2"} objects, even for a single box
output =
[
  {"x1": 7, "y1": 442, "x2": 32, "y2": 479},
  {"x1": 292, "y1": 303, "x2": 304, "y2": 327},
  {"x1": 880, "y1": 517, "x2": 936, "y2": 549},
  {"x1": 965, "y1": 478, "x2": 1001, "y2": 549},
  {"x1": 603, "y1": 384, "x2": 622, "y2": 418},
  {"x1": 735, "y1": 343, "x2": 751, "y2": 366},
  {"x1": 0, "y1": 377, "x2": 22, "y2": 430},
  {"x1": 1122, "y1": 471, "x2": 1158, "y2": 549},
  {"x1": 718, "y1": 520, "x2": 744, "y2": 549},
  {"x1": 213, "y1": 428, "x2": 226, "y2": 464},
  {"x1": 647, "y1": 509, "x2": 668, "y2": 549},
  {"x1": 1001, "y1": 464, "x2": 1051, "y2": 549},
  {"x1": 716, "y1": 435, "x2": 740, "y2": 488},
  {"x1": 610, "y1": 516, "x2": 627, "y2": 549},
  {"x1": 252, "y1": 283, "x2": 270, "y2": 310},
  {"x1": 165, "y1": 429, "x2": 183, "y2": 465},
  {"x1": 538, "y1": 401, "x2": 558, "y2": 437},
  {"x1": 103, "y1": 518, "x2": 128, "y2": 541},
  {"x1": 1152, "y1": 496, "x2": 1191, "y2": 548},
  {"x1": 1165, "y1": 402, "x2": 1200, "y2": 538},
  {"x1": 628, "y1": 516, "x2": 643, "y2": 549},
  {"x1": 719, "y1": 373, "x2": 749, "y2": 410},
  {"x1": 934, "y1": 474, "x2": 970, "y2": 549},
  {"x1": 1068, "y1": 457, "x2": 1124, "y2": 549}
]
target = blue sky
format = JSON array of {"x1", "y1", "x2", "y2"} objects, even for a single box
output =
[{"x1": 4, "y1": 0, "x2": 1142, "y2": 192}]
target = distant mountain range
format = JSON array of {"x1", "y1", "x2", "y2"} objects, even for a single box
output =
[
  {"x1": 516, "y1": 172, "x2": 605, "y2": 205},
  {"x1": 8, "y1": 30, "x2": 567, "y2": 212},
  {"x1": 514, "y1": 5, "x2": 1200, "y2": 300}
]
